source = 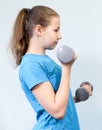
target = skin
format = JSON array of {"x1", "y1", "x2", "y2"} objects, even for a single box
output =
[
  {"x1": 27, "y1": 16, "x2": 77, "y2": 119},
  {"x1": 82, "y1": 84, "x2": 93, "y2": 96}
]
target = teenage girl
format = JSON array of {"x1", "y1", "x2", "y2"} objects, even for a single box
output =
[{"x1": 10, "y1": 5, "x2": 80, "y2": 130}]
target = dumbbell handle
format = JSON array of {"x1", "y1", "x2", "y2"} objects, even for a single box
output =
[{"x1": 73, "y1": 96, "x2": 81, "y2": 103}]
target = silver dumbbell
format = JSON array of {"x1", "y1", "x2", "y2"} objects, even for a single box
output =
[{"x1": 57, "y1": 45, "x2": 75, "y2": 64}]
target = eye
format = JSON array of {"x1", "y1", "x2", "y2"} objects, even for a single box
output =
[
  {"x1": 54, "y1": 26, "x2": 60, "y2": 32},
  {"x1": 54, "y1": 29, "x2": 58, "y2": 32},
  {"x1": 54, "y1": 28, "x2": 60, "y2": 32}
]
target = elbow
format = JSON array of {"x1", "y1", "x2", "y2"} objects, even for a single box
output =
[
  {"x1": 56, "y1": 113, "x2": 65, "y2": 119},
  {"x1": 52, "y1": 108, "x2": 66, "y2": 119}
]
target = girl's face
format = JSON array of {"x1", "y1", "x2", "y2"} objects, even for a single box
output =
[{"x1": 40, "y1": 16, "x2": 62, "y2": 50}]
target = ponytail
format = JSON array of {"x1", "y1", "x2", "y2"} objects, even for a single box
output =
[{"x1": 10, "y1": 8, "x2": 29, "y2": 66}]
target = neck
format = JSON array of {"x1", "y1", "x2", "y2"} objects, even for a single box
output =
[{"x1": 27, "y1": 37, "x2": 45, "y2": 55}]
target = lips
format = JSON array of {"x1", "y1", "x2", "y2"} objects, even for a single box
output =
[{"x1": 55, "y1": 41, "x2": 58, "y2": 45}]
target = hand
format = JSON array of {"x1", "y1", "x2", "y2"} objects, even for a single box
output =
[
  {"x1": 81, "y1": 83, "x2": 93, "y2": 96},
  {"x1": 62, "y1": 54, "x2": 78, "y2": 69}
]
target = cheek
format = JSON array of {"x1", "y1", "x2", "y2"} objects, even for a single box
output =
[
  {"x1": 46, "y1": 30, "x2": 55, "y2": 38},
  {"x1": 42, "y1": 31, "x2": 56, "y2": 47},
  {"x1": 45, "y1": 35, "x2": 55, "y2": 44}
]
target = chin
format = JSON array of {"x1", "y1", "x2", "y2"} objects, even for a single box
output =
[
  {"x1": 46, "y1": 45, "x2": 56, "y2": 50},
  {"x1": 50, "y1": 46, "x2": 56, "y2": 50}
]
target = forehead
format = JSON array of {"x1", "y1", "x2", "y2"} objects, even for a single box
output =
[{"x1": 49, "y1": 16, "x2": 60, "y2": 27}]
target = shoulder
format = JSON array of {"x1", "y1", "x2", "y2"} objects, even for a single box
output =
[{"x1": 19, "y1": 54, "x2": 61, "y2": 79}]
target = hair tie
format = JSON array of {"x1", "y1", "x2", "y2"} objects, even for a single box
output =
[{"x1": 27, "y1": 8, "x2": 30, "y2": 13}]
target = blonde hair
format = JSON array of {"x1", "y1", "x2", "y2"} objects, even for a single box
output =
[{"x1": 10, "y1": 5, "x2": 59, "y2": 66}]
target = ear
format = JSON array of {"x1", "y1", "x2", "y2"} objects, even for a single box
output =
[{"x1": 35, "y1": 24, "x2": 45, "y2": 35}]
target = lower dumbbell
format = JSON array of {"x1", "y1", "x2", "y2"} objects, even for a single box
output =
[
  {"x1": 75, "y1": 81, "x2": 93, "y2": 102},
  {"x1": 57, "y1": 45, "x2": 75, "y2": 64}
]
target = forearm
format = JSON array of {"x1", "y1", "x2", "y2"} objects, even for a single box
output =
[{"x1": 55, "y1": 67, "x2": 71, "y2": 116}]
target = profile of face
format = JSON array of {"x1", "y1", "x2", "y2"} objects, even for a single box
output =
[{"x1": 40, "y1": 16, "x2": 62, "y2": 50}]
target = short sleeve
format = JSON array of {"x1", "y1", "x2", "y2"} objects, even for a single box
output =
[{"x1": 20, "y1": 61, "x2": 49, "y2": 90}]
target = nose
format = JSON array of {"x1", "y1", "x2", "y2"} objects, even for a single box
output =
[{"x1": 58, "y1": 31, "x2": 62, "y2": 40}]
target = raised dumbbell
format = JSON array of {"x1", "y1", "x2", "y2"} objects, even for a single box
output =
[
  {"x1": 57, "y1": 45, "x2": 75, "y2": 64},
  {"x1": 74, "y1": 81, "x2": 93, "y2": 103}
]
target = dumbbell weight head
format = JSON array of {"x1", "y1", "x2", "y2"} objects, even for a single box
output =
[
  {"x1": 75, "y1": 81, "x2": 93, "y2": 101},
  {"x1": 75, "y1": 87, "x2": 89, "y2": 101},
  {"x1": 57, "y1": 45, "x2": 75, "y2": 64}
]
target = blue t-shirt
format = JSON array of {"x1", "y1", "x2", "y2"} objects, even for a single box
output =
[{"x1": 19, "y1": 54, "x2": 80, "y2": 130}]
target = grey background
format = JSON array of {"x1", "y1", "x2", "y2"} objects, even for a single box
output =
[{"x1": 0, "y1": 0, "x2": 102, "y2": 130}]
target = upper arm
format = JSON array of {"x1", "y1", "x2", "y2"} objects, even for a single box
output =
[{"x1": 32, "y1": 81, "x2": 63, "y2": 119}]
